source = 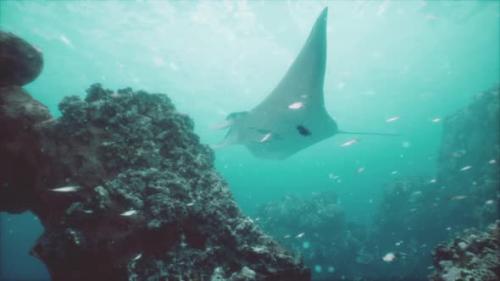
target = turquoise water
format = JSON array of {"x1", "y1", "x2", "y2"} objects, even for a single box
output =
[{"x1": 0, "y1": 1, "x2": 499, "y2": 280}]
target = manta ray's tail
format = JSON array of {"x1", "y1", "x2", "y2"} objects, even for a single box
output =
[{"x1": 337, "y1": 130, "x2": 400, "y2": 136}]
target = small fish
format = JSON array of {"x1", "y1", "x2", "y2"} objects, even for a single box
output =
[
  {"x1": 429, "y1": 178, "x2": 437, "y2": 184},
  {"x1": 259, "y1": 133, "x2": 272, "y2": 143},
  {"x1": 357, "y1": 167, "x2": 365, "y2": 173},
  {"x1": 132, "y1": 253, "x2": 142, "y2": 261},
  {"x1": 340, "y1": 139, "x2": 357, "y2": 147},
  {"x1": 395, "y1": 241, "x2": 404, "y2": 247},
  {"x1": 186, "y1": 202, "x2": 195, "y2": 207},
  {"x1": 385, "y1": 116, "x2": 400, "y2": 123},
  {"x1": 489, "y1": 159, "x2": 497, "y2": 165},
  {"x1": 296, "y1": 232, "x2": 305, "y2": 239},
  {"x1": 431, "y1": 117, "x2": 441, "y2": 123},
  {"x1": 391, "y1": 170, "x2": 398, "y2": 175},
  {"x1": 284, "y1": 234, "x2": 291, "y2": 239},
  {"x1": 50, "y1": 186, "x2": 81, "y2": 192},
  {"x1": 450, "y1": 195, "x2": 467, "y2": 201},
  {"x1": 460, "y1": 165, "x2": 472, "y2": 171},
  {"x1": 120, "y1": 210, "x2": 138, "y2": 217},
  {"x1": 288, "y1": 102, "x2": 304, "y2": 110},
  {"x1": 59, "y1": 34, "x2": 74, "y2": 48},
  {"x1": 382, "y1": 252, "x2": 396, "y2": 263},
  {"x1": 485, "y1": 199, "x2": 494, "y2": 205}
]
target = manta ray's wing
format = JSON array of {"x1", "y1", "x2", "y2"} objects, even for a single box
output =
[{"x1": 230, "y1": 7, "x2": 337, "y2": 159}]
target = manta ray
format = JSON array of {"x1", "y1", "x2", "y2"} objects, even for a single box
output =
[{"x1": 217, "y1": 7, "x2": 394, "y2": 160}]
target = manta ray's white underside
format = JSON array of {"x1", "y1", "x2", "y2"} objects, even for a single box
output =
[{"x1": 220, "y1": 7, "x2": 338, "y2": 160}]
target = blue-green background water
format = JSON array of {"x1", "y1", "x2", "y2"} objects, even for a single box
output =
[{"x1": 0, "y1": 1, "x2": 498, "y2": 280}]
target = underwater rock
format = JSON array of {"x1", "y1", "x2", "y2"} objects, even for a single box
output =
[
  {"x1": 0, "y1": 85, "x2": 51, "y2": 213},
  {"x1": 429, "y1": 221, "x2": 500, "y2": 281},
  {"x1": 9, "y1": 84, "x2": 310, "y2": 281},
  {"x1": 0, "y1": 31, "x2": 43, "y2": 86}
]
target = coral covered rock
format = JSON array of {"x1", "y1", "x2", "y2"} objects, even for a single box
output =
[
  {"x1": 0, "y1": 31, "x2": 43, "y2": 86},
  {"x1": 429, "y1": 221, "x2": 500, "y2": 281},
  {"x1": 0, "y1": 85, "x2": 51, "y2": 213},
  {"x1": 4, "y1": 84, "x2": 310, "y2": 281},
  {"x1": 0, "y1": 31, "x2": 49, "y2": 212}
]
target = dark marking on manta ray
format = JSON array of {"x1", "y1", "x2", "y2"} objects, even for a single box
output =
[{"x1": 296, "y1": 125, "x2": 311, "y2": 136}]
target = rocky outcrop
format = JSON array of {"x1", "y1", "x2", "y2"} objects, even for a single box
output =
[
  {"x1": 0, "y1": 32, "x2": 310, "y2": 281},
  {"x1": 0, "y1": 31, "x2": 43, "y2": 86},
  {"x1": 429, "y1": 221, "x2": 500, "y2": 281},
  {"x1": 28, "y1": 84, "x2": 310, "y2": 281},
  {"x1": 0, "y1": 31, "x2": 50, "y2": 213},
  {"x1": 0, "y1": 86, "x2": 51, "y2": 213}
]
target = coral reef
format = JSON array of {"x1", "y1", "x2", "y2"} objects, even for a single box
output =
[
  {"x1": 0, "y1": 32, "x2": 310, "y2": 281},
  {"x1": 0, "y1": 31, "x2": 43, "y2": 86},
  {"x1": 429, "y1": 221, "x2": 500, "y2": 281},
  {"x1": 256, "y1": 192, "x2": 366, "y2": 280},
  {"x1": 435, "y1": 87, "x2": 499, "y2": 229}
]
